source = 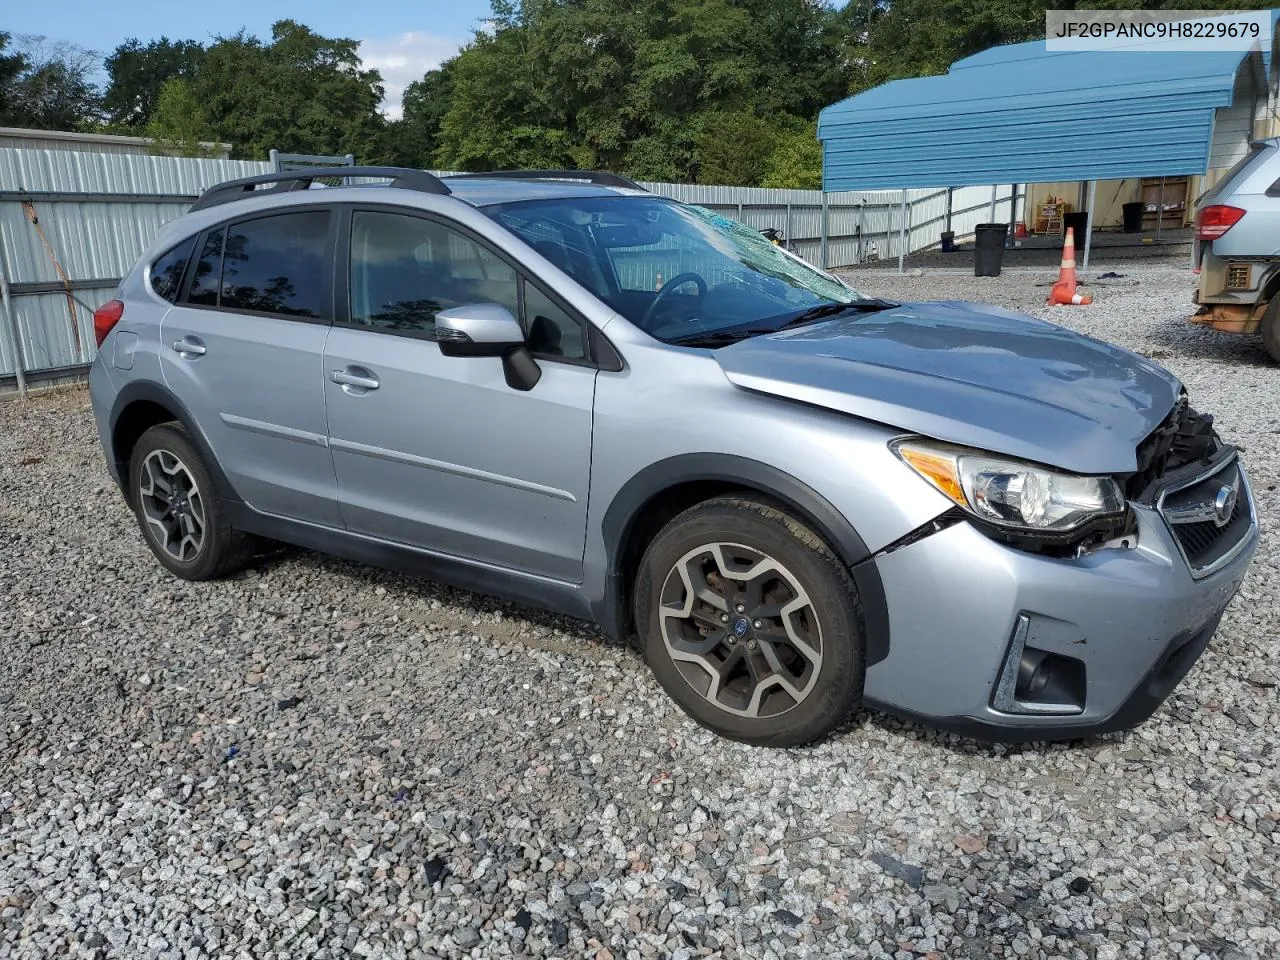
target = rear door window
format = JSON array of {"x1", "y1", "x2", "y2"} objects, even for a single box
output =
[
  {"x1": 186, "y1": 228, "x2": 224, "y2": 307},
  {"x1": 150, "y1": 237, "x2": 196, "y2": 302},
  {"x1": 221, "y1": 211, "x2": 331, "y2": 318}
]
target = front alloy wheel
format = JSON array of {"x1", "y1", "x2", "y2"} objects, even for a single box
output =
[
  {"x1": 659, "y1": 542, "x2": 823, "y2": 719},
  {"x1": 636, "y1": 496, "x2": 865, "y2": 747}
]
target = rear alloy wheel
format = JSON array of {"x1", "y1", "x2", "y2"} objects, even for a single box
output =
[
  {"x1": 129, "y1": 423, "x2": 256, "y2": 580},
  {"x1": 635, "y1": 497, "x2": 865, "y2": 746},
  {"x1": 137, "y1": 448, "x2": 206, "y2": 563}
]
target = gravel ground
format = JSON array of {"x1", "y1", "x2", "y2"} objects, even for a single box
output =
[{"x1": 1, "y1": 260, "x2": 1277, "y2": 960}]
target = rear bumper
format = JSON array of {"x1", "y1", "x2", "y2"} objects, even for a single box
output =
[
  {"x1": 88, "y1": 360, "x2": 122, "y2": 488},
  {"x1": 862, "y1": 484, "x2": 1258, "y2": 741},
  {"x1": 1193, "y1": 248, "x2": 1277, "y2": 334}
]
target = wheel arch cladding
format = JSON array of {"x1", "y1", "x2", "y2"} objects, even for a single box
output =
[
  {"x1": 600, "y1": 453, "x2": 890, "y2": 665},
  {"x1": 109, "y1": 381, "x2": 240, "y2": 505}
]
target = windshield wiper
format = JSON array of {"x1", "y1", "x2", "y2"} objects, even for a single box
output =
[
  {"x1": 669, "y1": 299, "x2": 898, "y2": 348},
  {"x1": 669, "y1": 330, "x2": 765, "y2": 347},
  {"x1": 778, "y1": 299, "x2": 898, "y2": 329}
]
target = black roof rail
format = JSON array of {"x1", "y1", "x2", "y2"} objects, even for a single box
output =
[
  {"x1": 445, "y1": 169, "x2": 646, "y2": 191},
  {"x1": 188, "y1": 166, "x2": 452, "y2": 212}
]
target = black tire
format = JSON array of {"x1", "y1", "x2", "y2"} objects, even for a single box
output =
[
  {"x1": 634, "y1": 496, "x2": 865, "y2": 747},
  {"x1": 1262, "y1": 296, "x2": 1280, "y2": 363},
  {"x1": 128, "y1": 423, "x2": 256, "y2": 580}
]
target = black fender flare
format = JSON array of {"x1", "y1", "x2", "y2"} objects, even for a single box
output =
[
  {"x1": 108, "y1": 380, "x2": 241, "y2": 504},
  {"x1": 597, "y1": 453, "x2": 890, "y2": 664}
]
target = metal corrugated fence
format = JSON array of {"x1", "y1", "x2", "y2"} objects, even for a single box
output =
[
  {"x1": 0, "y1": 150, "x2": 271, "y2": 382},
  {"x1": 0, "y1": 147, "x2": 1015, "y2": 386}
]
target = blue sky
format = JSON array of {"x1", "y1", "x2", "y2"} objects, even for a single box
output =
[{"x1": 6, "y1": 0, "x2": 492, "y2": 117}]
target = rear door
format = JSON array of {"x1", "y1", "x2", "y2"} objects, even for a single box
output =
[
  {"x1": 322, "y1": 206, "x2": 597, "y2": 581},
  {"x1": 159, "y1": 207, "x2": 340, "y2": 526}
]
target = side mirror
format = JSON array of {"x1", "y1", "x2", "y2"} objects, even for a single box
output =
[
  {"x1": 435, "y1": 302, "x2": 541, "y2": 391},
  {"x1": 435, "y1": 303, "x2": 525, "y2": 357}
]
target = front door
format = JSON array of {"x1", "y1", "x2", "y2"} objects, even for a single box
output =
[
  {"x1": 159, "y1": 209, "x2": 340, "y2": 527},
  {"x1": 322, "y1": 208, "x2": 596, "y2": 581}
]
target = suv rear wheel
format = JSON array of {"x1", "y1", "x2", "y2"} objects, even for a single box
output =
[
  {"x1": 129, "y1": 424, "x2": 255, "y2": 580},
  {"x1": 1263, "y1": 295, "x2": 1280, "y2": 363},
  {"x1": 634, "y1": 496, "x2": 865, "y2": 746}
]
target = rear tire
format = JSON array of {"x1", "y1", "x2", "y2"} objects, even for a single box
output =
[
  {"x1": 128, "y1": 423, "x2": 256, "y2": 580},
  {"x1": 1262, "y1": 296, "x2": 1280, "y2": 363},
  {"x1": 634, "y1": 496, "x2": 865, "y2": 747}
]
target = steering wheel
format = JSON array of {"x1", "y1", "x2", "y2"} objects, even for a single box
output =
[{"x1": 642, "y1": 272, "x2": 707, "y2": 329}]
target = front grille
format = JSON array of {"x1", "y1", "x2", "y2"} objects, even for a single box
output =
[
  {"x1": 1226, "y1": 262, "x2": 1252, "y2": 289},
  {"x1": 1158, "y1": 459, "x2": 1254, "y2": 577}
]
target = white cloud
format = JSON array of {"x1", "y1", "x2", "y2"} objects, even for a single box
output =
[{"x1": 359, "y1": 32, "x2": 463, "y2": 120}]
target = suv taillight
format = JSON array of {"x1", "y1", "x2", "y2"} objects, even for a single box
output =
[
  {"x1": 93, "y1": 299, "x2": 124, "y2": 347},
  {"x1": 1195, "y1": 205, "x2": 1245, "y2": 240}
]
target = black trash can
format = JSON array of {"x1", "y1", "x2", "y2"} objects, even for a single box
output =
[
  {"x1": 974, "y1": 223, "x2": 1008, "y2": 276},
  {"x1": 941, "y1": 230, "x2": 956, "y2": 252},
  {"x1": 1063, "y1": 211, "x2": 1089, "y2": 247},
  {"x1": 1122, "y1": 201, "x2": 1143, "y2": 233}
]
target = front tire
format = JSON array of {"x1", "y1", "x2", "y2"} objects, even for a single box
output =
[
  {"x1": 634, "y1": 496, "x2": 865, "y2": 747},
  {"x1": 129, "y1": 423, "x2": 255, "y2": 580}
]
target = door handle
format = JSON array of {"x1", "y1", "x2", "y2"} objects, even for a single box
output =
[
  {"x1": 172, "y1": 337, "x2": 206, "y2": 358},
  {"x1": 330, "y1": 367, "x2": 380, "y2": 393}
]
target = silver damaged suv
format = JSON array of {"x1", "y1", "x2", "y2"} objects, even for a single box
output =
[{"x1": 89, "y1": 167, "x2": 1259, "y2": 746}]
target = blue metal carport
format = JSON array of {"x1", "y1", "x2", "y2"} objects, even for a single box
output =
[{"x1": 818, "y1": 29, "x2": 1278, "y2": 268}]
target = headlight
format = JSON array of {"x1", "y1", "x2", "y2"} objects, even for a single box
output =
[{"x1": 892, "y1": 438, "x2": 1125, "y2": 533}]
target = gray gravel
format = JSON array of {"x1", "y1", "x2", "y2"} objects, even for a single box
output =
[{"x1": 2, "y1": 260, "x2": 1278, "y2": 959}]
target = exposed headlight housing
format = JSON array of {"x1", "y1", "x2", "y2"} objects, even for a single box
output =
[{"x1": 892, "y1": 438, "x2": 1126, "y2": 541}]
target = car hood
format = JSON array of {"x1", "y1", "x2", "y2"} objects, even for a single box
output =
[{"x1": 715, "y1": 300, "x2": 1182, "y2": 474}]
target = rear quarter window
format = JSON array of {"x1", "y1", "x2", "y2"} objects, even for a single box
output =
[{"x1": 149, "y1": 237, "x2": 196, "y2": 303}]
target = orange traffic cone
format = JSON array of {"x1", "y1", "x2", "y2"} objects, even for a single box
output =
[{"x1": 1047, "y1": 227, "x2": 1093, "y2": 306}]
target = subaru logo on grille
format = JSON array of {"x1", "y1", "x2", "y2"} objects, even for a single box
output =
[{"x1": 1213, "y1": 483, "x2": 1238, "y2": 527}]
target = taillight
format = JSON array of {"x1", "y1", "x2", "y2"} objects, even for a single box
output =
[
  {"x1": 1196, "y1": 205, "x2": 1245, "y2": 240},
  {"x1": 93, "y1": 299, "x2": 124, "y2": 348}
]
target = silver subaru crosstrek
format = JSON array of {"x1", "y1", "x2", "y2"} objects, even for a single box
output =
[{"x1": 89, "y1": 167, "x2": 1258, "y2": 746}]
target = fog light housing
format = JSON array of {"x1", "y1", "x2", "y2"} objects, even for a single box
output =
[
  {"x1": 1016, "y1": 649, "x2": 1052, "y2": 700},
  {"x1": 994, "y1": 616, "x2": 1086, "y2": 715}
]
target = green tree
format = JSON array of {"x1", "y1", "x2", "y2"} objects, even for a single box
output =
[
  {"x1": 192, "y1": 21, "x2": 387, "y2": 161},
  {"x1": 694, "y1": 111, "x2": 780, "y2": 186},
  {"x1": 761, "y1": 121, "x2": 823, "y2": 190},
  {"x1": 431, "y1": 0, "x2": 849, "y2": 182},
  {"x1": 0, "y1": 35, "x2": 100, "y2": 129},
  {"x1": 435, "y1": 21, "x2": 573, "y2": 171},
  {"x1": 382, "y1": 63, "x2": 456, "y2": 168},
  {"x1": 103, "y1": 38, "x2": 206, "y2": 129},
  {"x1": 0, "y1": 33, "x2": 27, "y2": 121},
  {"x1": 146, "y1": 77, "x2": 215, "y2": 156},
  {"x1": 861, "y1": 0, "x2": 1046, "y2": 87}
]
